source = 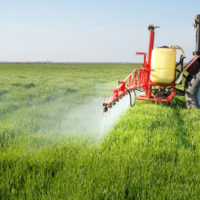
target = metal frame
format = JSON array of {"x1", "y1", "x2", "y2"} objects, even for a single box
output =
[{"x1": 103, "y1": 25, "x2": 176, "y2": 110}]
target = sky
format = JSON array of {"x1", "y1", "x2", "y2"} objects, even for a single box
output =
[{"x1": 0, "y1": 0, "x2": 199, "y2": 62}]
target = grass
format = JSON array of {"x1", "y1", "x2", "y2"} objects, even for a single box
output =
[{"x1": 0, "y1": 63, "x2": 200, "y2": 199}]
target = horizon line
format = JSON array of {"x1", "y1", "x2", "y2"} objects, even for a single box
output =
[{"x1": 0, "y1": 61, "x2": 142, "y2": 65}]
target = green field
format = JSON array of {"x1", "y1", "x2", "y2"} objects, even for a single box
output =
[{"x1": 1, "y1": 63, "x2": 200, "y2": 199}]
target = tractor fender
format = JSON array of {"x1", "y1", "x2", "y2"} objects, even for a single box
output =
[{"x1": 185, "y1": 55, "x2": 200, "y2": 75}]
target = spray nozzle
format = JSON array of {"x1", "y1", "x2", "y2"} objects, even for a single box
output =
[{"x1": 103, "y1": 104, "x2": 108, "y2": 113}]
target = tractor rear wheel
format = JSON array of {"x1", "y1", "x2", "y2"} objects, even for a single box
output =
[{"x1": 185, "y1": 70, "x2": 200, "y2": 108}]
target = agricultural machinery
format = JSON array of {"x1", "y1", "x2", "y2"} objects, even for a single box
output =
[{"x1": 103, "y1": 14, "x2": 200, "y2": 113}]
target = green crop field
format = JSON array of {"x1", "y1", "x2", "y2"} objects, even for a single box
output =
[{"x1": 1, "y1": 63, "x2": 200, "y2": 200}]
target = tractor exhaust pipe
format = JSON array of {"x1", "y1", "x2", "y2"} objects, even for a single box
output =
[{"x1": 195, "y1": 14, "x2": 200, "y2": 55}]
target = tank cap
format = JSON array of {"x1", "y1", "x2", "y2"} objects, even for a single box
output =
[{"x1": 158, "y1": 46, "x2": 169, "y2": 48}]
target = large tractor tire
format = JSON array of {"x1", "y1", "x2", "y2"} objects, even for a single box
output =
[{"x1": 185, "y1": 70, "x2": 200, "y2": 108}]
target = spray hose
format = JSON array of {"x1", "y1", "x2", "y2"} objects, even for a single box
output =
[
  {"x1": 170, "y1": 45, "x2": 185, "y2": 85},
  {"x1": 125, "y1": 87, "x2": 136, "y2": 107},
  {"x1": 169, "y1": 45, "x2": 185, "y2": 59}
]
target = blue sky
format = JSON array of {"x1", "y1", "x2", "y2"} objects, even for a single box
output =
[{"x1": 0, "y1": 0, "x2": 199, "y2": 62}]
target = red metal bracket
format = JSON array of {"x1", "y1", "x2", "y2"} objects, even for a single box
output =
[{"x1": 136, "y1": 52, "x2": 147, "y2": 67}]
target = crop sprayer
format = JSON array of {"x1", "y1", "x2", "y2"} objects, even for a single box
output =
[{"x1": 103, "y1": 14, "x2": 200, "y2": 113}]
